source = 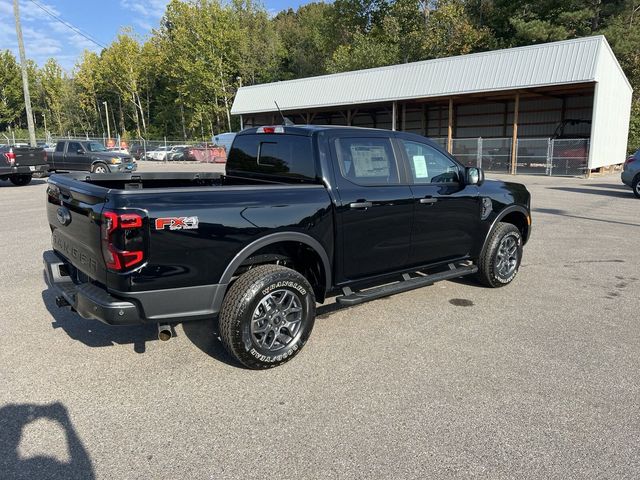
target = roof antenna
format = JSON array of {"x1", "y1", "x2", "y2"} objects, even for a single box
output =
[{"x1": 274, "y1": 101, "x2": 294, "y2": 126}]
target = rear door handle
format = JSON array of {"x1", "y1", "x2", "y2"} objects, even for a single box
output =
[
  {"x1": 419, "y1": 197, "x2": 438, "y2": 205},
  {"x1": 349, "y1": 201, "x2": 373, "y2": 209}
]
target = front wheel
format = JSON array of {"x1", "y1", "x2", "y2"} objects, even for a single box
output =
[
  {"x1": 91, "y1": 163, "x2": 108, "y2": 173},
  {"x1": 476, "y1": 222, "x2": 523, "y2": 288},
  {"x1": 219, "y1": 264, "x2": 316, "y2": 369},
  {"x1": 632, "y1": 175, "x2": 640, "y2": 199},
  {"x1": 9, "y1": 174, "x2": 32, "y2": 186}
]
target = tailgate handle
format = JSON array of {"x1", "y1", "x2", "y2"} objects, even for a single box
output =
[
  {"x1": 419, "y1": 197, "x2": 438, "y2": 205},
  {"x1": 350, "y1": 201, "x2": 373, "y2": 209}
]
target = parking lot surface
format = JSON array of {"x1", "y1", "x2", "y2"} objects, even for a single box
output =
[{"x1": 1, "y1": 165, "x2": 639, "y2": 479}]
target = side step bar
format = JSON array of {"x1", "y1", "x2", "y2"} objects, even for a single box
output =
[{"x1": 336, "y1": 264, "x2": 478, "y2": 306}]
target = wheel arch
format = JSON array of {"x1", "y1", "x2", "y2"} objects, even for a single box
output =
[
  {"x1": 218, "y1": 232, "x2": 332, "y2": 300},
  {"x1": 480, "y1": 206, "x2": 530, "y2": 256}
]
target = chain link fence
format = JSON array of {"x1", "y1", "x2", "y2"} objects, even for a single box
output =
[
  {"x1": 435, "y1": 137, "x2": 589, "y2": 176},
  {"x1": 3, "y1": 135, "x2": 227, "y2": 163}
]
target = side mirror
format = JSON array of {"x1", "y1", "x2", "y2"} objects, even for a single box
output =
[{"x1": 466, "y1": 167, "x2": 484, "y2": 185}]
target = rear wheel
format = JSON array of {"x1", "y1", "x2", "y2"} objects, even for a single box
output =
[
  {"x1": 477, "y1": 222, "x2": 523, "y2": 288},
  {"x1": 91, "y1": 163, "x2": 108, "y2": 174},
  {"x1": 9, "y1": 174, "x2": 32, "y2": 186},
  {"x1": 632, "y1": 175, "x2": 640, "y2": 199},
  {"x1": 219, "y1": 264, "x2": 316, "y2": 369}
]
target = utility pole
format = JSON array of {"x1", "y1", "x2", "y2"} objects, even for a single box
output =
[
  {"x1": 13, "y1": 0, "x2": 36, "y2": 147},
  {"x1": 103, "y1": 101, "x2": 111, "y2": 142}
]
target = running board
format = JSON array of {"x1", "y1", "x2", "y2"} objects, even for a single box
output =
[{"x1": 336, "y1": 264, "x2": 478, "y2": 306}]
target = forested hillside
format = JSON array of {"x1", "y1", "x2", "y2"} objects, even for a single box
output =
[{"x1": 2, "y1": 0, "x2": 639, "y2": 147}]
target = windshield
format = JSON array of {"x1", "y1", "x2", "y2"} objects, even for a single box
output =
[{"x1": 87, "y1": 142, "x2": 107, "y2": 152}]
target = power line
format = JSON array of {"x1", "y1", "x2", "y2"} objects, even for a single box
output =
[{"x1": 26, "y1": 0, "x2": 107, "y2": 49}]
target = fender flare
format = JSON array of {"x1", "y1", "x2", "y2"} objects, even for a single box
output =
[
  {"x1": 479, "y1": 205, "x2": 530, "y2": 256},
  {"x1": 218, "y1": 232, "x2": 332, "y2": 292}
]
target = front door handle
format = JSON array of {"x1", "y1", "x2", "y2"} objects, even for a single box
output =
[
  {"x1": 419, "y1": 197, "x2": 438, "y2": 205},
  {"x1": 349, "y1": 201, "x2": 373, "y2": 209}
]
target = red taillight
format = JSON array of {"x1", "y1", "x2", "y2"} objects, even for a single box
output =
[
  {"x1": 5, "y1": 150, "x2": 15, "y2": 165},
  {"x1": 101, "y1": 211, "x2": 146, "y2": 271},
  {"x1": 256, "y1": 125, "x2": 284, "y2": 134}
]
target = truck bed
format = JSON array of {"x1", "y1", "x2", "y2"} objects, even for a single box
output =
[{"x1": 56, "y1": 171, "x2": 297, "y2": 190}]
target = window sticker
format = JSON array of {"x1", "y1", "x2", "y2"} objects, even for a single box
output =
[
  {"x1": 351, "y1": 145, "x2": 389, "y2": 177},
  {"x1": 412, "y1": 155, "x2": 428, "y2": 178}
]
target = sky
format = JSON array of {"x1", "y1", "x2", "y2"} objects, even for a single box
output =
[{"x1": 0, "y1": 0, "x2": 313, "y2": 71}]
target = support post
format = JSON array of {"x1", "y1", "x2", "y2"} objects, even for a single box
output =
[
  {"x1": 401, "y1": 103, "x2": 406, "y2": 131},
  {"x1": 510, "y1": 93, "x2": 520, "y2": 175},
  {"x1": 447, "y1": 98, "x2": 453, "y2": 153},
  {"x1": 14, "y1": 0, "x2": 36, "y2": 147},
  {"x1": 239, "y1": 114, "x2": 243, "y2": 130},
  {"x1": 392, "y1": 102, "x2": 397, "y2": 131}
]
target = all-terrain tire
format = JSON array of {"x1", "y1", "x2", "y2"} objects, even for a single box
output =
[
  {"x1": 9, "y1": 174, "x2": 32, "y2": 186},
  {"x1": 91, "y1": 162, "x2": 108, "y2": 173},
  {"x1": 476, "y1": 222, "x2": 523, "y2": 288},
  {"x1": 632, "y1": 174, "x2": 640, "y2": 199},
  {"x1": 219, "y1": 264, "x2": 316, "y2": 369}
]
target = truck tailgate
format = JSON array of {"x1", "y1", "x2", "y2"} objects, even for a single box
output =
[
  {"x1": 14, "y1": 147, "x2": 47, "y2": 167},
  {"x1": 47, "y1": 175, "x2": 108, "y2": 285}
]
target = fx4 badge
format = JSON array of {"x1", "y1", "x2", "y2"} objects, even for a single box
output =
[{"x1": 155, "y1": 216, "x2": 199, "y2": 231}]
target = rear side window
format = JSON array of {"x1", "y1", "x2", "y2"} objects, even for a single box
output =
[
  {"x1": 67, "y1": 142, "x2": 82, "y2": 153},
  {"x1": 55, "y1": 142, "x2": 64, "y2": 152},
  {"x1": 227, "y1": 134, "x2": 316, "y2": 182},
  {"x1": 335, "y1": 137, "x2": 399, "y2": 185}
]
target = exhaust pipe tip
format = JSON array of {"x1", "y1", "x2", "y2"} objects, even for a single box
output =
[{"x1": 158, "y1": 324, "x2": 172, "y2": 341}]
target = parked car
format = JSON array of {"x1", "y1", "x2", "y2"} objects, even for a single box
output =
[
  {"x1": 622, "y1": 149, "x2": 640, "y2": 198},
  {"x1": 44, "y1": 125, "x2": 531, "y2": 369},
  {"x1": 0, "y1": 145, "x2": 48, "y2": 185},
  {"x1": 128, "y1": 144, "x2": 146, "y2": 160},
  {"x1": 167, "y1": 146, "x2": 193, "y2": 161},
  {"x1": 145, "y1": 145, "x2": 184, "y2": 161},
  {"x1": 49, "y1": 140, "x2": 137, "y2": 173}
]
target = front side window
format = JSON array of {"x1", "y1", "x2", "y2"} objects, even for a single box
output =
[
  {"x1": 87, "y1": 142, "x2": 106, "y2": 152},
  {"x1": 401, "y1": 140, "x2": 460, "y2": 184},
  {"x1": 335, "y1": 137, "x2": 399, "y2": 186}
]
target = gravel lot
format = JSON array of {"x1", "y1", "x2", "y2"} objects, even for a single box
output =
[{"x1": 1, "y1": 164, "x2": 638, "y2": 479}]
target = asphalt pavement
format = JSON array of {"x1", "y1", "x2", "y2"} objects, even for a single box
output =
[{"x1": 1, "y1": 164, "x2": 639, "y2": 479}]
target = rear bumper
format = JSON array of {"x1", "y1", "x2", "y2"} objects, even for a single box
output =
[
  {"x1": 44, "y1": 250, "x2": 142, "y2": 325},
  {"x1": 43, "y1": 250, "x2": 227, "y2": 325},
  {"x1": 12, "y1": 164, "x2": 48, "y2": 175},
  {"x1": 621, "y1": 169, "x2": 636, "y2": 187}
]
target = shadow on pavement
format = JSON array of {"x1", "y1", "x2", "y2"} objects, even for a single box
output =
[
  {"x1": 548, "y1": 186, "x2": 632, "y2": 199},
  {"x1": 0, "y1": 402, "x2": 94, "y2": 480},
  {"x1": 533, "y1": 207, "x2": 640, "y2": 228},
  {"x1": 181, "y1": 318, "x2": 241, "y2": 368},
  {"x1": 42, "y1": 287, "x2": 156, "y2": 353},
  {"x1": 0, "y1": 178, "x2": 48, "y2": 187},
  {"x1": 585, "y1": 183, "x2": 628, "y2": 190}
]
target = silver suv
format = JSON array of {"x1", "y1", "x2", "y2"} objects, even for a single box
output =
[{"x1": 622, "y1": 150, "x2": 640, "y2": 198}]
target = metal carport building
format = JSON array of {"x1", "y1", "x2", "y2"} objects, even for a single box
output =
[{"x1": 231, "y1": 35, "x2": 632, "y2": 176}]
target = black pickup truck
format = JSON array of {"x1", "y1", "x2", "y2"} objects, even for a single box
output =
[
  {"x1": 0, "y1": 145, "x2": 48, "y2": 185},
  {"x1": 49, "y1": 140, "x2": 137, "y2": 173},
  {"x1": 43, "y1": 125, "x2": 531, "y2": 369}
]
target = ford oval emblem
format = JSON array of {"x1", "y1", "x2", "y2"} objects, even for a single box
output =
[{"x1": 56, "y1": 207, "x2": 71, "y2": 226}]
